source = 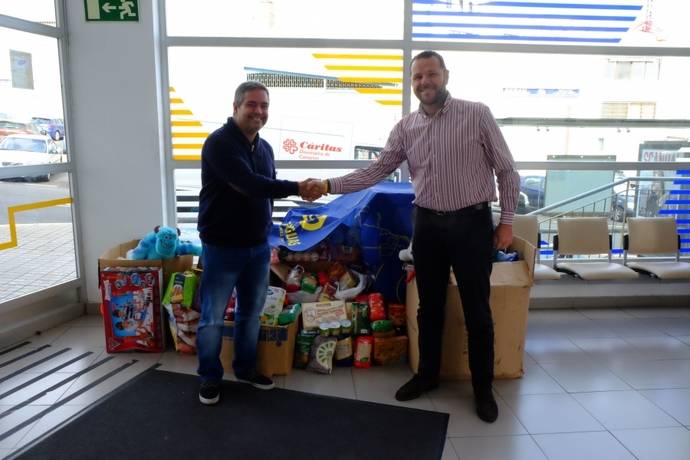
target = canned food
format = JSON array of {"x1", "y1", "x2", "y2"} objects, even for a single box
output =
[
  {"x1": 319, "y1": 322, "x2": 331, "y2": 336},
  {"x1": 329, "y1": 321, "x2": 341, "y2": 337},
  {"x1": 340, "y1": 319, "x2": 352, "y2": 335}
]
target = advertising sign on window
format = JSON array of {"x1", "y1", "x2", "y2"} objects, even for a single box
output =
[{"x1": 10, "y1": 50, "x2": 34, "y2": 90}]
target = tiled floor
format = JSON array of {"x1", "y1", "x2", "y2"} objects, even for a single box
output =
[{"x1": 1, "y1": 307, "x2": 690, "y2": 459}]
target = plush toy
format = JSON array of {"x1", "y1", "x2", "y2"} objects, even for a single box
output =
[{"x1": 128, "y1": 226, "x2": 202, "y2": 260}]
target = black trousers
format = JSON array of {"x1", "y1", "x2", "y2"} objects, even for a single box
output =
[{"x1": 412, "y1": 204, "x2": 495, "y2": 392}]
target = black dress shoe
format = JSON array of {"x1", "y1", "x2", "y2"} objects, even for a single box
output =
[
  {"x1": 395, "y1": 375, "x2": 439, "y2": 401},
  {"x1": 475, "y1": 390, "x2": 498, "y2": 423}
]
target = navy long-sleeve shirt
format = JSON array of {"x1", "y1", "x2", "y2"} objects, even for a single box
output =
[{"x1": 197, "y1": 118, "x2": 299, "y2": 247}]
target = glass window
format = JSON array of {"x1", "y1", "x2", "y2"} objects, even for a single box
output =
[
  {"x1": 515, "y1": 166, "x2": 688, "y2": 257},
  {"x1": 0, "y1": 23, "x2": 74, "y2": 304},
  {"x1": 166, "y1": 0, "x2": 403, "y2": 39},
  {"x1": 406, "y1": 50, "x2": 690, "y2": 163},
  {"x1": 0, "y1": 174, "x2": 77, "y2": 303},
  {"x1": 0, "y1": 1, "x2": 56, "y2": 27},
  {"x1": 410, "y1": 51, "x2": 690, "y2": 120},
  {"x1": 174, "y1": 166, "x2": 402, "y2": 241},
  {"x1": 0, "y1": 27, "x2": 67, "y2": 169},
  {"x1": 607, "y1": 58, "x2": 660, "y2": 80},
  {"x1": 501, "y1": 125, "x2": 690, "y2": 162},
  {"x1": 168, "y1": 47, "x2": 403, "y2": 161},
  {"x1": 411, "y1": 0, "x2": 690, "y2": 47}
]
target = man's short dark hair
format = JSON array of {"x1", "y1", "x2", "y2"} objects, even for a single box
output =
[
  {"x1": 411, "y1": 50, "x2": 446, "y2": 70},
  {"x1": 234, "y1": 81, "x2": 269, "y2": 106}
]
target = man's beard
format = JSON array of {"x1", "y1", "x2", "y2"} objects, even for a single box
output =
[{"x1": 419, "y1": 87, "x2": 448, "y2": 105}]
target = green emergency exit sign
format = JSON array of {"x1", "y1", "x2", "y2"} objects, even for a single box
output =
[{"x1": 85, "y1": 0, "x2": 139, "y2": 21}]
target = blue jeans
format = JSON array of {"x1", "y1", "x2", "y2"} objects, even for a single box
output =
[{"x1": 196, "y1": 242, "x2": 270, "y2": 383}]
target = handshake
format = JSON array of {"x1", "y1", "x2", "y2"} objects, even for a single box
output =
[{"x1": 298, "y1": 178, "x2": 328, "y2": 202}]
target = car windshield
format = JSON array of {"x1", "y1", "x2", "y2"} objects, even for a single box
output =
[{"x1": 0, "y1": 138, "x2": 47, "y2": 153}]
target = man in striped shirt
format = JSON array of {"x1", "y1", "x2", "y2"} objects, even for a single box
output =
[{"x1": 312, "y1": 50, "x2": 520, "y2": 423}]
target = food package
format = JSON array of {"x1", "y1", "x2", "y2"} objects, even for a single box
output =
[
  {"x1": 278, "y1": 303, "x2": 301, "y2": 326},
  {"x1": 261, "y1": 286, "x2": 286, "y2": 326},
  {"x1": 164, "y1": 303, "x2": 200, "y2": 354},
  {"x1": 306, "y1": 335, "x2": 338, "y2": 374},
  {"x1": 285, "y1": 265, "x2": 305, "y2": 292},
  {"x1": 334, "y1": 269, "x2": 366, "y2": 301},
  {"x1": 294, "y1": 330, "x2": 317, "y2": 369},
  {"x1": 100, "y1": 267, "x2": 164, "y2": 353},
  {"x1": 162, "y1": 272, "x2": 201, "y2": 354},
  {"x1": 334, "y1": 335, "x2": 354, "y2": 367},
  {"x1": 351, "y1": 302, "x2": 371, "y2": 336},
  {"x1": 300, "y1": 273, "x2": 318, "y2": 294},
  {"x1": 368, "y1": 292, "x2": 386, "y2": 321},
  {"x1": 224, "y1": 288, "x2": 237, "y2": 321},
  {"x1": 328, "y1": 262, "x2": 347, "y2": 283},
  {"x1": 388, "y1": 303, "x2": 406, "y2": 327},
  {"x1": 286, "y1": 286, "x2": 322, "y2": 304},
  {"x1": 162, "y1": 271, "x2": 198, "y2": 308},
  {"x1": 354, "y1": 335, "x2": 374, "y2": 369},
  {"x1": 371, "y1": 319, "x2": 394, "y2": 333},
  {"x1": 301, "y1": 300, "x2": 348, "y2": 330}
]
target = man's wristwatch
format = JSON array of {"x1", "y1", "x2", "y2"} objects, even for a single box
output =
[{"x1": 322, "y1": 179, "x2": 330, "y2": 194}]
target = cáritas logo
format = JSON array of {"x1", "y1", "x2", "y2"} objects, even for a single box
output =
[{"x1": 282, "y1": 138, "x2": 298, "y2": 155}]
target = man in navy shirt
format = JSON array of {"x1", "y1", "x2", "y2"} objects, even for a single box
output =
[{"x1": 196, "y1": 81, "x2": 313, "y2": 405}]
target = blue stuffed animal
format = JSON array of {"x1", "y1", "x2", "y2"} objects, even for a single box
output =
[{"x1": 128, "y1": 226, "x2": 202, "y2": 260}]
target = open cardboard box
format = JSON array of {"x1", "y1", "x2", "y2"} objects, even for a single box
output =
[
  {"x1": 98, "y1": 239, "x2": 194, "y2": 289},
  {"x1": 406, "y1": 236, "x2": 536, "y2": 380}
]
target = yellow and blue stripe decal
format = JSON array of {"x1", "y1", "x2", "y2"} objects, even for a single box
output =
[
  {"x1": 412, "y1": 0, "x2": 645, "y2": 44},
  {"x1": 0, "y1": 198, "x2": 73, "y2": 251},
  {"x1": 312, "y1": 52, "x2": 403, "y2": 106},
  {"x1": 169, "y1": 86, "x2": 208, "y2": 161}
]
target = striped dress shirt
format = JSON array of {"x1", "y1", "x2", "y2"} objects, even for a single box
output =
[{"x1": 330, "y1": 95, "x2": 521, "y2": 225}]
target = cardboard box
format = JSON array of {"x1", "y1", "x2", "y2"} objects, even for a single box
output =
[
  {"x1": 99, "y1": 239, "x2": 194, "y2": 288},
  {"x1": 220, "y1": 317, "x2": 299, "y2": 377},
  {"x1": 406, "y1": 236, "x2": 535, "y2": 380},
  {"x1": 374, "y1": 335, "x2": 408, "y2": 366}
]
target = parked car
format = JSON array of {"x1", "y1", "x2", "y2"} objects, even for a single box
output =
[
  {"x1": 493, "y1": 190, "x2": 530, "y2": 214},
  {"x1": 0, "y1": 120, "x2": 34, "y2": 141},
  {"x1": 30, "y1": 117, "x2": 65, "y2": 141},
  {"x1": 610, "y1": 194, "x2": 636, "y2": 222},
  {"x1": 520, "y1": 175, "x2": 546, "y2": 211},
  {"x1": 0, "y1": 134, "x2": 62, "y2": 181}
]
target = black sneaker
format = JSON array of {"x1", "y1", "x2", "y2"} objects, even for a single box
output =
[
  {"x1": 199, "y1": 380, "x2": 220, "y2": 405},
  {"x1": 236, "y1": 372, "x2": 275, "y2": 390},
  {"x1": 474, "y1": 389, "x2": 498, "y2": 423},
  {"x1": 395, "y1": 375, "x2": 439, "y2": 401}
]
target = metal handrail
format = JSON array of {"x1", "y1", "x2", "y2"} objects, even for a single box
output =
[{"x1": 527, "y1": 177, "x2": 682, "y2": 216}]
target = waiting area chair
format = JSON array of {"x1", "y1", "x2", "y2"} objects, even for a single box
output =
[
  {"x1": 512, "y1": 215, "x2": 562, "y2": 281},
  {"x1": 624, "y1": 217, "x2": 690, "y2": 279},
  {"x1": 553, "y1": 217, "x2": 638, "y2": 280}
]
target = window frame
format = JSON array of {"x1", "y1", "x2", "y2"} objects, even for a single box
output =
[{"x1": 158, "y1": 0, "x2": 690, "y2": 226}]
